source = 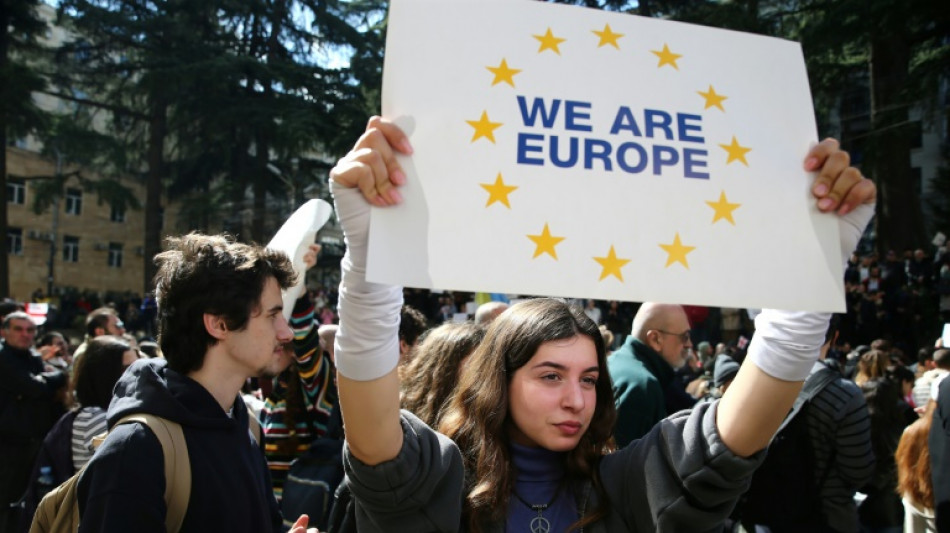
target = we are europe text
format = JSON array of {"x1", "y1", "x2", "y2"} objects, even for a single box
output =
[{"x1": 515, "y1": 96, "x2": 710, "y2": 179}]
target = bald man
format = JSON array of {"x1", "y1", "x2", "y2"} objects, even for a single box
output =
[{"x1": 607, "y1": 302, "x2": 697, "y2": 447}]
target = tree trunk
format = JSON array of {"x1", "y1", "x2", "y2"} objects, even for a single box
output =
[
  {"x1": 144, "y1": 92, "x2": 167, "y2": 293},
  {"x1": 1, "y1": 16, "x2": 11, "y2": 298},
  {"x1": 868, "y1": 33, "x2": 927, "y2": 253}
]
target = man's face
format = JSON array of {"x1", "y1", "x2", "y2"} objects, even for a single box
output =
[
  {"x1": 105, "y1": 315, "x2": 126, "y2": 336},
  {"x1": 652, "y1": 309, "x2": 692, "y2": 370},
  {"x1": 2, "y1": 318, "x2": 37, "y2": 350},
  {"x1": 221, "y1": 277, "x2": 294, "y2": 377}
]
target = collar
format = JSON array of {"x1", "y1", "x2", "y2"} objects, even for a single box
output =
[{"x1": 630, "y1": 338, "x2": 675, "y2": 384}]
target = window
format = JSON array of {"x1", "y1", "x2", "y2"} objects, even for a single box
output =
[
  {"x1": 7, "y1": 178, "x2": 25, "y2": 205},
  {"x1": 63, "y1": 235, "x2": 79, "y2": 263},
  {"x1": 110, "y1": 205, "x2": 126, "y2": 222},
  {"x1": 108, "y1": 243, "x2": 123, "y2": 268},
  {"x1": 7, "y1": 228, "x2": 23, "y2": 256},
  {"x1": 65, "y1": 188, "x2": 82, "y2": 215}
]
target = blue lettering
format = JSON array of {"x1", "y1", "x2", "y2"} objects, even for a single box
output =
[
  {"x1": 617, "y1": 142, "x2": 648, "y2": 174},
  {"x1": 516, "y1": 96, "x2": 561, "y2": 128},
  {"x1": 550, "y1": 136, "x2": 579, "y2": 168},
  {"x1": 584, "y1": 138, "x2": 612, "y2": 171},
  {"x1": 644, "y1": 109, "x2": 673, "y2": 140},
  {"x1": 683, "y1": 148, "x2": 709, "y2": 179},
  {"x1": 565, "y1": 100, "x2": 593, "y2": 132},
  {"x1": 609, "y1": 107, "x2": 643, "y2": 137},
  {"x1": 677, "y1": 114, "x2": 704, "y2": 143},
  {"x1": 652, "y1": 145, "x2": 679, "y2": 175},
  {"x1": 517, "y1": 133, "x2": 545, "y2": 165}
]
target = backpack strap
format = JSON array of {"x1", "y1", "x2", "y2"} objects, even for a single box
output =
[
  {"x1": 114, "y1": 414, "x2": 191, "y2": 533},
  {"x1": 775, "y1": 365, "x2": 839, "y2": 434},
  {"x1": 247, "y1": 409, "x2": 262, "y2": 445}
]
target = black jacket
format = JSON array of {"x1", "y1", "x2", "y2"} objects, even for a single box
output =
[
  {"x1": 0, "y1": 344, "x2": 67, "y2": 444},
  {"x1": 77, "y1": 358, "x2": 281, "y2": 532}
]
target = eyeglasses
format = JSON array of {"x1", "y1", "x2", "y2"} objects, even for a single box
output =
[{"x1": 655, "y1": 329, "x2": 691, "y2": 344}]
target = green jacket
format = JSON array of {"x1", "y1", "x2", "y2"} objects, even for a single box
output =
[{"x1": 607, "y1": 337, "x2": 671, "y2": 447}]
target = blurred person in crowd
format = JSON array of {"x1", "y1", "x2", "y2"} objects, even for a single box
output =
[
  {"x1": 896, "y1": 399, "x2": 937, "y2": 533},
  {"x1": 609, "y1": 302, "x2": 696, "y2": 447},
  {"x1": 474, "y1": 301, "x2": 508, "y2": 326},
  {"x1": 855, "y1": 349, "x2": 891, "y2": 386},
  {"x1": 583, "y1": 299, "x2": 602, "y2": 325},
  {"x1": 19, "y1": 335, "x2": 140, "y2": 527},
  {"x1": 857, "y1": 378, "x2": 906, "y2": 533},
  {"x1": 36, "y1": 332, "x2": 71, "y2": 371},
  {"x1": 71, "y1": 307, "x2": 126, "y2": 367},
  {"x1": 930, "y1": 375, "x2": 950, "y2": 531},
  {"x1": 260, "y1": 245, "x2": 339, "y2": 509},
  {"x1": 398, "y1": 305, "x2": 429, "y2": 366},
  {"x1": 0, "y1": 312, "x2": 67, "y2": 533},
  {"x1": 401, "y1": 322, "x2": 485, "y2": 428}
]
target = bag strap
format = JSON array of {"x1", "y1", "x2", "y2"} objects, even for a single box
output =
[
  {"x1": 247, "y1": 408, "x2": 262, "y2": 445},
  {"x1": 113, "y1": 414, "x2": 191, "y2": 533},
  {"x1": 775, "y1": 365, "x2": 839, "y2": 434}
]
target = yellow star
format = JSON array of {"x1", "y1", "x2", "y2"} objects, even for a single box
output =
[
  {"x1": 697, "y1": 85, "x2": 728, "y2": 111},
  {"x1": 486, "y1": 59, "x2": 522, "y2": 87},
  {"x1": 592, "y1": 24, "x2": 624, "y2": 49},
  {"x1": 466, "y1": 111, "x2": 503, "y2": 143},
  {"x1": 527, "y1": 223, "x2": 566, "y2": 259},
  {"x1": 593, "y1": 245, "x2": 631, "y2": 282},
  {"x1": 480, "y1": 173, "x2": 518, "y2": 208},
  {"x1": 651, "y1": 43, "x2": 682, "y2": 69},
  {"x1": 705, "y1": 191, "x2": 741, "y2": 225},
  {"x1": 534, "y1": 28, "x2": 566, "y2": 55},
  {"x1": 719, "y1": 136, "x2": 752, "y2": 166},
  {"x1": 659, "y1": 233, "x2": 696, "y2": 269}
]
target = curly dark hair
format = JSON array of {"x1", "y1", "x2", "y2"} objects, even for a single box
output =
[
  {"x1": 438, "y1": 298, "x2": 616, "y2": 532},
  {"x1": 153, "y1": 233, "x2": 296, "y2": 374}
]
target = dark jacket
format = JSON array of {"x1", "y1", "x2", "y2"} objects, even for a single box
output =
[
  {"x1": 77, "y1": 358, "x2": 282, "y2": 532},
  {"x1": 608, "y1": 338, "x2": 696, "y2": 447},
  {"x1": 930, "y1": 376, "x2": 950, "y2": 531},
  {"x1": 0, "y1": 344, "x2": 67, "y2": 444},
  {"x1": 342, "y1": 402, "x2": 763, "y2": 532}
]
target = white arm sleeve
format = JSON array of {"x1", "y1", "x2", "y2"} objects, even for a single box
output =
[
  {"x1": 749, "y1": 203, "x2": 875, "y2": 381},
  {"x1": 331, "y1": 181, "x2": 402, "y2": 381}
]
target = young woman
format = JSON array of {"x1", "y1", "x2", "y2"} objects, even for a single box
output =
[{"x1": 327, "y1": 117, "x2": 877, "y2": 532}]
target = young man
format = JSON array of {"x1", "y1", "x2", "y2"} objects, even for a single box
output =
[{"x1": 76, "y1": 233, "x2": 305, "y2": 532}]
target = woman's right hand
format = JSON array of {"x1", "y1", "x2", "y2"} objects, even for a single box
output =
[{"x1": 329, "y1": 116, "x2": 412, "y2": 207}]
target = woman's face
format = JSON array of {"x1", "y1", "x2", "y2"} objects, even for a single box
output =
[{"x1": 507, "y1": 335, "x2": 599, "y2": 452}]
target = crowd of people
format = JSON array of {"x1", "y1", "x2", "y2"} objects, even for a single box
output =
[{"x1": 1, "y1": 121, "x2": 948, "y2": 533}]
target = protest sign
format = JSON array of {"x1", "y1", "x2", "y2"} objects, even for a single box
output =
[{"x1": 369, "y1": 0, "x2": 844, "y2": 312}]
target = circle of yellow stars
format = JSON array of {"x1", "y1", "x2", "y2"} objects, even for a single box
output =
[{"x1": 469, "y1": 23, "x2": 752, "y2": 282}]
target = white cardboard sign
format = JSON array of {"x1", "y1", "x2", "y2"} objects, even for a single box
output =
[{"x1": 369, "y1": 0, "x2": 844, "y2": 312}]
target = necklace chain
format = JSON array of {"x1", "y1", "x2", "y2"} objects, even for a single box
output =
[{"x1": 512, "y1": 484, "x2": 564, "y2": 533}]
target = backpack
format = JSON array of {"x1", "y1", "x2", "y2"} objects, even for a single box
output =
[
  {"x1": 280, "y1": 404, "x2": 345, "y2": 531},
  {"x1": 734, "y1": 366, "x2": 840, "y2": 532},
  {"x1": 29, "y1": 413, "x2": 192, "y2": 533}
]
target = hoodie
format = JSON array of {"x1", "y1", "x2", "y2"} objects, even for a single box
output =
[{"x1": 77, "y1": 358, "x2": 282, "y2": 532}]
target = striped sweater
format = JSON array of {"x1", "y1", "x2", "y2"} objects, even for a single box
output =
[
  {"x1": 806, "y1": 361, "x2": 876, "y2": 533},
  {"x1": 261, "y1": 297, "x2": 338, "y2": 501}
]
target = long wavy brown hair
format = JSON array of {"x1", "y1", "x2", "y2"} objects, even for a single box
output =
[
  {"x1": 438, "y1": 298, "x2": 617, "y2": 532},
  {"x1": 401, "y1": 322, "x2": 485, "y2": 427},
  {"x1": 895, "y1": 400, "x2": 935, "y2": 510}
]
